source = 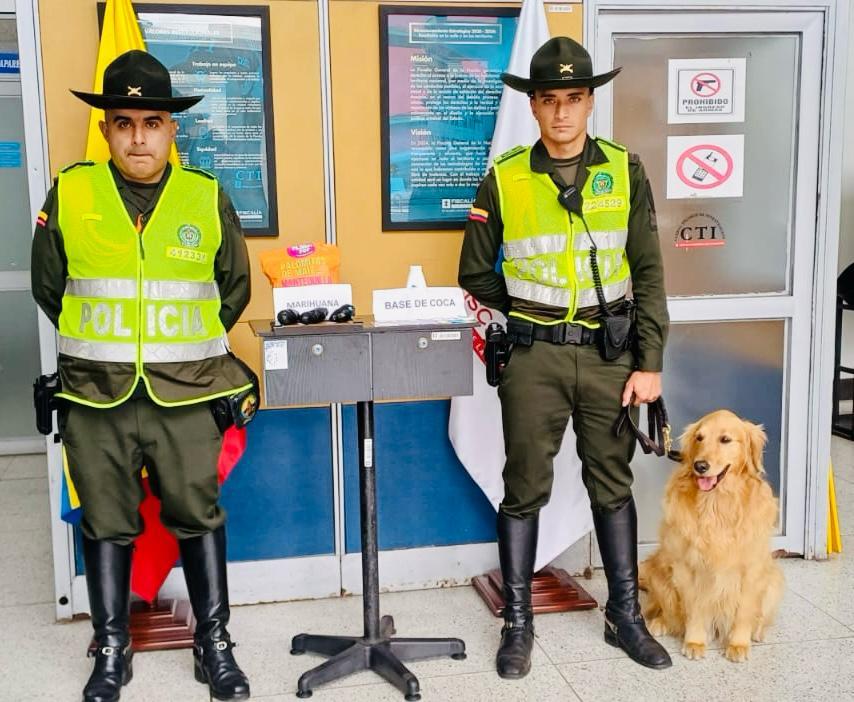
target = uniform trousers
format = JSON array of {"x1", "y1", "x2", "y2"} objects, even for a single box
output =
[
  {"x1": 60, "y1": 397, "x2": 225, "y2": 544},
  {"x1": 498, "y1": 340, "x2": 639, "y2": 517}
]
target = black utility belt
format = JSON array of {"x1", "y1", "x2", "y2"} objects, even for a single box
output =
[{"x1": 506, "y1": 319, "x2": 598, "y2": 347}]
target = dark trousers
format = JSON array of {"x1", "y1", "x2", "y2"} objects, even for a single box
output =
[
  {"x1": 60, "y1": 397, "x2": 226, "y2": 543},
  {"x1": 498, "y1": 340, "x2": 638, "y2": 517}
]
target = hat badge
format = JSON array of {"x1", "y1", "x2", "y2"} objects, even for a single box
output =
[
  {"x1": 559, "y1": 63, "x2": 574, "y2": 74},
  {"x1": 127, "y1": 86, "x2": 142, "y2": 96}
]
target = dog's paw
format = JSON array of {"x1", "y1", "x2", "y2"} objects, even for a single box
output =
[
  {"x1": 725, "y1": 643, "x2": 750, "y2": 663},
  {"x1": 751, "y1": 626, "x2": 766, "y2": 643},
  {"x1": 648, "y1": 617, "x2": 668, "y2": 637},
  {"x1": 681, "y1": 641, "x2": 706, "y2": 660}
]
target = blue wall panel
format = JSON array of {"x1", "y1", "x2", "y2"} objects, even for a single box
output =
[
  {"x1": 343, "y1": 401, "x2": 496, "y2": 553},
  {"x1": 221, "y1": 407, "x2": 335, "y2": 561}
]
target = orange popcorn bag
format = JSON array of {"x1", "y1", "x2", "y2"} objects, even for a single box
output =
[{"x1": 259, "y1": 242, "x2": 341, "y2": 287}]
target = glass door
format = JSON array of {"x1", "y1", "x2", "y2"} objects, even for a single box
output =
[
  {"x1": 594, "y1": 11, "x2": 823, "y2": 555},
  {"x1": 0, "y1": 14, "x2": 42, "y2": 455}
]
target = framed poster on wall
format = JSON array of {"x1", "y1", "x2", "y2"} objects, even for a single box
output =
[
  {"x1": 98, "y1": 4, "x2": 278, "y2": 236},
  {"x1": 380, "y1": 6, "x2": 519, "y2": 231}
]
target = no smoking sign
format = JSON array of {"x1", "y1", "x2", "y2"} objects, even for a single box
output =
[{"x1": 666, "y1": 134, "x2": 744, "y2": 200}]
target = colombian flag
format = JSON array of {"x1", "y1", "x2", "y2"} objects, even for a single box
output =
[{"x1": 468, "y1": 206, "x2": 489, "y2": 223}]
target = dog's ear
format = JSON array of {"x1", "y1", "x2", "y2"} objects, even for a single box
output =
[
  {"x1": 745, "y1": 421, "x2": 767, "y2": 475},
  {"x1": 679, "y1": 419, "x2": 701, "y2": 462}
]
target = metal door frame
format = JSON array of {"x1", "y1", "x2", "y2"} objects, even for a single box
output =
[
  {"x1": 586, "y1": 0, "x2": 848, "y2": 559},
  {"x1": 0, "y1": 0, "x2": 41, "y2": 455},
  {"x1": 12, "y1": 0, "x2": 78, "y2": 619}
]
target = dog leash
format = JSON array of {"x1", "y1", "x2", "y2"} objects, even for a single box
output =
[{"x1": 614, "y1": 397, "x2": 682, "y2": 462}]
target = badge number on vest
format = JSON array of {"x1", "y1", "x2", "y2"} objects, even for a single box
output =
[{"x1": 166, "y1": 246, "x2": 209, "y2": 264}]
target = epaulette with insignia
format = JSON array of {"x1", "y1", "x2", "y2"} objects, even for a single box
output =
[
  {"x1": 60, "y1": 160, "x2": 95, "y2": 173},
  {"x1": 595, "y1": 137, "x2": 627, "y2": 152},
  {"x1": 183, "y1": 165, "x2": 217, "y2": 180},
  {"x1": 495, "y1": 145, "x2": 527, "y2": 164}
]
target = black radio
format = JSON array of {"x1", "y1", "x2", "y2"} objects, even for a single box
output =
[{"x1": 485, "y1": 322, "x2": 512, "y2": 387}]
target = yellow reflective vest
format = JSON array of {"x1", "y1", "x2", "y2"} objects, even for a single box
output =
[
  {"x1": 494, "y1": 138, "x2": 631, "y2": 325},
  {"x1": 56, "y1": 162, "x2": 251, "y2": 407}
]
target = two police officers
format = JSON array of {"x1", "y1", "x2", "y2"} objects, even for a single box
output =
[
  {"x1": 459, "y1": 37, "x2": 672, "y2": 677},
  {"x1": 31, "y1": 51, "x2": 253, "y2": 701}
]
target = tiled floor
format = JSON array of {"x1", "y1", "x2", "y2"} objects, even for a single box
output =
[{"x1": 2, "y1": 439, "x2": 854, "y2": 702}]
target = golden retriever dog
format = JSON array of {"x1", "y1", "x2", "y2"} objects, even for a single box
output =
[{"x1": 638, "y1": 409, "x2": 784, "y2": 663}]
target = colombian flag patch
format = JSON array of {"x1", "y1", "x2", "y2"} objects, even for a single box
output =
[
  {"x1": 468, "y1": 206, "x2": 489, "y2": 223},
  {"x1": 36, "y1": 210, "x2": 48, "y2": 228}
]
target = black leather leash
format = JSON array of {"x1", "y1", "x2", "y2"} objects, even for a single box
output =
[{"x1": 614, "y1": 397, "x2": 682, "y2": 462}]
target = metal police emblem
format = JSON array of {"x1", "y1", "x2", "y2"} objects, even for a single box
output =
[
  {"x1": 177, "y1": 224, "x2": 202, "y2": 248},
  {"x1": 591, "y1": 172, "x2": 613, "y2": 196}
]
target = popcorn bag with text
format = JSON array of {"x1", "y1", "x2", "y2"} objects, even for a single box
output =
[{"x1": 260, "y1": 242, "x2": 341, "y2": 287}]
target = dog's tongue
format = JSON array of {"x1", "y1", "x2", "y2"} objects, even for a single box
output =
[{"x1": 697, "y1": 476, "x2": 717, "y2": 492}]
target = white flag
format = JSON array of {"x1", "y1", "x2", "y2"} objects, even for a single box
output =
[{"x1": 450, "y1": 0, "x2": 592, "y2": 571}]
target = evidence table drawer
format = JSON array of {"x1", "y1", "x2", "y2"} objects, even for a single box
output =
[
  {"x1": 263, "y1": 333, "x2": 371, "y2": 405},
  {"x1": 371, "y1": 328, "x2": 472, "y2": 401}
]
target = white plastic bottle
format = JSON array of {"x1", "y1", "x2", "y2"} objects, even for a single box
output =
[{"x1": 406, "y1": 265, "x2": 427, "y2": 288}]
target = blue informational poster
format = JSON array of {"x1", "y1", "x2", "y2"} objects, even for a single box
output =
[
  {"x1": 0, "y1": 142, "x2": 22, "y2": 168},
  {"x1": 0, "y1": 52, "x2": 20, "y2": 74},
  {"x1": 137, "y1": 8, "x2": 278, "y2": 236},
  {"x1": 380, "y1": 7, "x2": 518, "y2": 230}
]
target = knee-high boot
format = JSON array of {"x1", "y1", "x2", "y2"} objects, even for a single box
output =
[
  {"x1": 179, "y1": 526, "x2": 250, "y2": 700},
  {"x1": 81, "y1": 537, "x2": 134, "y2": 702},
  {"x1": 495, "y1": 511, "x2": 538, "y2": 679},
  {"x1": 593, "y1": 497, "x2": 671, "y2": 669}
]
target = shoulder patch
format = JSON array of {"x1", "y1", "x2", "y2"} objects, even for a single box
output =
[
  {"x1": 495, "y1": 145, "x2": 527, "y2": 164},
  {"x1": 60, "y1": 160, "x2": 95, "y2": 173},
  {"x1": 182, "y1": 165, "x2": 217, "y2": 180},
  {"x1": 595, "y1": 137, "x2": 627, "y2": 152}
]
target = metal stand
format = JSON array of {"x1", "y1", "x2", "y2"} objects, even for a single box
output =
[{"x1": 290, "y1": 401, "x2": 466, "y2": 700}]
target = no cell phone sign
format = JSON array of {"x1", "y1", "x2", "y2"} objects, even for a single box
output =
[{"x1": 666, "y1": 134, "x2": 744, "y2": 200}]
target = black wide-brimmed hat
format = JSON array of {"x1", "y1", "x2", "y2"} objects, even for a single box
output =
[
  {"x1": 71, "y1": 50, "x2": 203, "y2": 112},
  {"x1": 501, "y1": 36, "x2": 621, "y2": 93}
]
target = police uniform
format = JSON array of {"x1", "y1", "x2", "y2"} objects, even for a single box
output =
[
  {"x1": 458, "y1": 37, "x2": 672, "y2": 678},
  {"x1": 30, "y1": 50, "x2": 251, "y2": 702},
  {"x1": 33, "y1": 160, "x2": 251, "y2": 541}
]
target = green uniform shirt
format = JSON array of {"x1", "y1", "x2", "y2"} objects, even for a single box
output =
[
  {"x1": 31, "y1": 161, "x2": 251, "y2": 399},
  {"x1": 458, "y1": 137, "x2": 669, "y2": 372}
]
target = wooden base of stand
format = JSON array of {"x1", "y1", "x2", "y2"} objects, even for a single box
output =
[
  {"x1": 129, "y1": 600, "x2": 195, "y2": 652},
  {"x1": 472, "y1": 566, "x2": 598, "y2": 616}
]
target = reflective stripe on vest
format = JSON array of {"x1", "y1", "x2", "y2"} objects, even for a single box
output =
[
  {"x1": 502, "y1": 229, "x2": 628, "y2": 259},
  {"x1": 58, "y1": 335, "x2": 230, "y2": 364},
  {"x1": 56, "y1": 163, "x2": 227, "y2": 402},
  {"x1": 506, "y1": 277, "x2": 629, "y2": 310},
  {"x1": 495, "y1": 141, "x2": 631, "y2": 321}
]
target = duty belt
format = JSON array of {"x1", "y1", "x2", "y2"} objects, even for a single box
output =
[{"x1": 507, "y1": 319, "x2": 598, "y2": 346}]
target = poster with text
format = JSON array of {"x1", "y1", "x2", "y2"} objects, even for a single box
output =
[
  {"x1": 135, "y1": 6, "x2": 277, "y2": 235},
  {"x1": 380, "y1": 7, "x2": 518, "y2": 230}
]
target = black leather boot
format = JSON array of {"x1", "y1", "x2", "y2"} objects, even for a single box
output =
[
  {"x1": 496, "y1": 511, "x2": 538, "y2": 679},
  {"x1": 179, "y1": 526, "x2": 250, "y2": 701},
  {"x1": 593, "y1": 498, "x2": 671, "y2": 670},
  {"x1": 81, "y1": 537, "x2": 134, "y2": 702}
]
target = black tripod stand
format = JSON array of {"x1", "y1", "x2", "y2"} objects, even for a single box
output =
[{"x1": 291, "y1": 401, "x2": 467, "y2": 700}]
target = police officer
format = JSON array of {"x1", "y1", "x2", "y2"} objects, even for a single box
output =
[
  {"x1": 459, "y1": 37, "x2": 671, "y2": 677},
  {"x1": 31, "y1": 51, "x2": 253, "y2": 701}
]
